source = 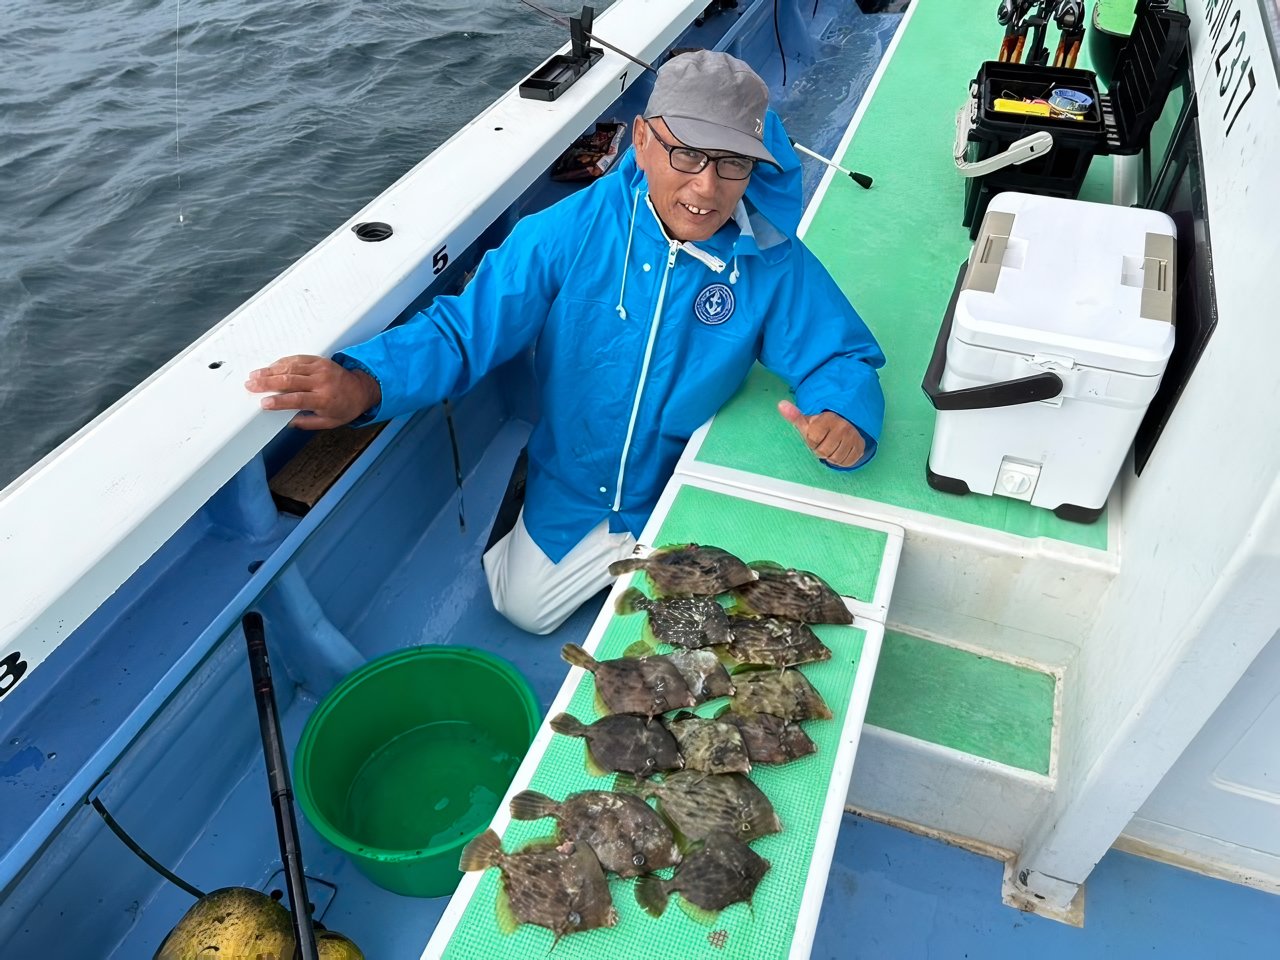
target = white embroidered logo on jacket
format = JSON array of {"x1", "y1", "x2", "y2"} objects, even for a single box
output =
[{"x1": 694, "y1": 283, "x2": 735, "y2": 325}]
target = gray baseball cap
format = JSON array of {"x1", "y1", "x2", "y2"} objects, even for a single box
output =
[{"x1": 644, "y1": 50, "x2": 779, "y2": 168}]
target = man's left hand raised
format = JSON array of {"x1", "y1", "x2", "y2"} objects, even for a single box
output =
[{"x1": 777, "y1": 400, "x2": 865, "y2": 468}]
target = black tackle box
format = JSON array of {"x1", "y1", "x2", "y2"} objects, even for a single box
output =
[{"x1": 962, "y1": 0, "x2": 1189, "y2": 235}]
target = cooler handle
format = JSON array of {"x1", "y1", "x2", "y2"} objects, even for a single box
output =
[{"x1": 922, "y1": 263, "x2": 1064, "y2": 411}]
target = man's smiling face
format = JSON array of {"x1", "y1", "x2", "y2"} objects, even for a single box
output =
[{"x1": 633, "y1": 116, "x2": 752, "y2": 243}]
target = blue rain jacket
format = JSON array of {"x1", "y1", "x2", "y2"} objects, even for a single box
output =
[{"x1": 335, "y1": 114, "x2": 885, "y2": 563}]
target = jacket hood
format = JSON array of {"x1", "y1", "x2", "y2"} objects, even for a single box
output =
[{"x1": 613, "y1": 109, "x2": 804, "y2": 259}]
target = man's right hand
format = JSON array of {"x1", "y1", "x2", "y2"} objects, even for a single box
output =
[{"x1": 245, "y1": 355, "x2": 381, "y2": 430}]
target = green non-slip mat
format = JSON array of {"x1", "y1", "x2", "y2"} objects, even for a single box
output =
[
  {"x1": 651, "y1": 484, "x2": 888, "y2": 605},
  {"x1": 866, "y1": 631, "x2": 1056, "y2": 775},
  {"x1": 696, "y1": 0, "x2": 1113, "y2": 552},
  {"x1": 442, "y1": 493, "x2": 873, "y2": 959}
]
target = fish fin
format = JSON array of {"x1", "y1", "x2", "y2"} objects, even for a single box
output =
[
  {"x1": 592, "y1": 689, "x2": 610, "y2": 718},
  {"x1": 676, "y1": 896, "x2": 720, "y2": 926},
  {"x1": 607, "y1": 558, "x2": 644, "y2": 576},
  {"x1": 751, "y1": 809, "x2": 784, "y2": 838},
  {"x1": 748, "y1": 559, "x2": 786, "y2": 572},
  {"x1": 459, "y1": 828, "x2": 503, "y2": 872},
  {"x1": 509, "y1": 790, "x2": 558, "y2": 821},
  {"x1": 712, "y1": 646, "x2": 738, "y2": 668},
  {"x1": 725, "y1": 598, "x2": 756, "y2": 617},
  {"x1": 623, "y1": 638, "x2": 657, "y2": 659},
  {"x1": 670, "y1": 823, "x2": 697, "y2": 855},
  {"x1": 584, "y1": 747, "x2": 607, "y2": 778},
  {"x1": 549, "y1": 713, "x2": 586, "y2": 738},
  {"x1": 634, "y1": 876, "x2": 669, "y2": 918},
  {"x1": 612, "y1": 773, "x2": 644, "y2": 797},
  {"x1": 560, "y1": 643, "x2": 597, "y2": 672},
  {"x1": 514, "y1": 834, "x2": 562, "y2": 852},
  {"x1": 495, "y1": 883, "x2": 520, "y2": 935},
  {"x1": 615, "y1": 586, "x2": 647, "y2": 616}
]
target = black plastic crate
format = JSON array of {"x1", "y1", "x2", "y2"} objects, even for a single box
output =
[{"x1": 961, "y1": 0, "x2": 1189, "y2": 235}]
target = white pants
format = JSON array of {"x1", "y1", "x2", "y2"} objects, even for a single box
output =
[{"x1": 482, "y1": 511, "x2": 637, "y2": 635}]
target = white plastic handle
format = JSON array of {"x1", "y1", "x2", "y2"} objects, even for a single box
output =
[{"x1": 953, "y1": 103, "x2": 1055, "y2": 179}]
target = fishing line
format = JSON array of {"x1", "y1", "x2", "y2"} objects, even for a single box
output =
[
  {"x1": 174, "y1": 0, "x2": 184, "y2": 225},
  {"x1": 91, "y1": 797, "x2": 206, "y2": 899},
  {"x1": 773, "y1": 0, "x2": 788, "y2": 86}
]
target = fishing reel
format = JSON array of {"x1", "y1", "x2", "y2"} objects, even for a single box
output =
[{"x1": 996, "y1": 0, "x2": 1086, "y2": 68}]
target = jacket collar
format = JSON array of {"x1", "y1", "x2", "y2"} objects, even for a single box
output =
[{"x1": 631, "y1": 181, "x2": 791, "y2": 267}]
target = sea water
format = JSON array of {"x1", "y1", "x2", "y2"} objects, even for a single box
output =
[{"x1": 0, "y1": 0, "x2": 590, "y2": 487}]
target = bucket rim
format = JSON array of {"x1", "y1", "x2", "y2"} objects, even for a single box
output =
[{"x1": 294, "y1": 644, "x2": 540, "y2": 863}]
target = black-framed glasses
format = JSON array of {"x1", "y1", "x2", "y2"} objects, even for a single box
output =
[{"x1": 644, "y1": 119, "x2": 756, "y2": 181}]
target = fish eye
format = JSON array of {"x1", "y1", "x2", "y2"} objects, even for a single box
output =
[
  {"x1": 633, "y1": 853, "x2": 646, "y2": 866},
  {"x1": 568, "y1": 911, "x2": 581, "y2": 927},
  {"x1": 644, "y1": 757, "x2": 656, "y2": 768},
  {"x1": 739, "y1": 821, "x2": 751, "y2": 833}
]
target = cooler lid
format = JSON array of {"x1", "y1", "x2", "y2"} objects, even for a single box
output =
[{"x1": 954, "y1": 192, "x2": 1176, "y2": 377}]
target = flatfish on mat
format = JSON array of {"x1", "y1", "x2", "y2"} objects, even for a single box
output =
[
  {"x1": 459, "y1": 829, "x2": 616, "y2": 939},
  {"x1": 615, "y1": 587, "x2": 733, "y2": 649},
  {"x1": 609, "y1": 544, "x2": 757, "y2": 596},
  {"x1": 717, "y1": 711, "x2": 817, "y2": 765},
  {"x1": 561, "y1": 643, "x2": 695, "y2": 717},
  {"x1": 724, "y1": 615, "x2": 832, "y2": 668},
  {"x1": 728, "y1": 668, "x2": 833, "y2": 722},
  {"x1": 664, "y1": 714, "x2": 752, "y2": 775},
  {"x1": 619, "y1": 770, "x2": 781, "y2": 842},
  {"x1": 508, "y1": 789, "x2": 681, "y2": 878},
  {"x1": 634, "y1": 832, "x2": 770, "y2": 919},
  {"x1": 549, "y1": 712, "x2": 682, "y2": 778},
  {"x1": 732, "y1": 560, "x2": 853, "y2": 624}
]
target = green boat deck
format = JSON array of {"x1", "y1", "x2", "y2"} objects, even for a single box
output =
[{"x1": 692, "y1": 0, "x2": 1117, "y2": 552}]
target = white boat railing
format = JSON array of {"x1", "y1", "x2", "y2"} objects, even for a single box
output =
[{"x1": 0, "y1": 0, "x2": 707, "y2": 703}]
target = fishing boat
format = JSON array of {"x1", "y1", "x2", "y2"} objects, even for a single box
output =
[{"x1": 2, "y1": 0, "x2": 1278, "y2": 956}]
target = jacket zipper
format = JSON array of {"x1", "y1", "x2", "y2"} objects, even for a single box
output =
[{"x1": 613, "y1": 238, "x2": 680, "y2": 512}]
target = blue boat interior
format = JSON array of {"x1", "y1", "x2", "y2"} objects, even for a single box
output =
[{"x1": 0, "y1": 1, "x2": 1273, "y2": 957}]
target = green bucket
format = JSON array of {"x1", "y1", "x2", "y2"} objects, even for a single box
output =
[{"x1": 295, "y1": 646, "x2": 540, "y2": 898}]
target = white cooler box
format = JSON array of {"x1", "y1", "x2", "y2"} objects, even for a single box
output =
[{"x1": 922, "y1": 192, "x2": 1176, "y2": 523}]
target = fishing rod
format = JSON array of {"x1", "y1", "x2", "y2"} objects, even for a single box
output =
[
  {"x1": 790, "y1": 140, "x2": 873, "y2": 189},
  {"x1": 243, "y1": 612, "x2": 319, "y2": 960},
  {"x1": 517, "y1": 1, "x2": 873, "y2": 189}
]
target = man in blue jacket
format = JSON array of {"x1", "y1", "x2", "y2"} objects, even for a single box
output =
[{"x1": 247, "y1": 50, "x2": 884, "y2": 634}]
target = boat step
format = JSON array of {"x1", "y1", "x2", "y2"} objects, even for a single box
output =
[{"x1": 848, "y1": 625, "x2": 1061, "y2": 854}]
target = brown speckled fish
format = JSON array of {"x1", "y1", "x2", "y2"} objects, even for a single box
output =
[
  {"x1": 615, "y1": 587, "x2": 733, "y2": 649},
  {"x1": 609, "y1": 544, "x2": 757, "y2": 597},
  {"x1": 508, "y1": 789, "x2": 681, "y2": 878},
  {"x1": 664, "y1": 648, "x2": 736, "y2": 702},
  {"x1": 732, "y1": 560, "x2": 853, "y2": 624},
  {"x1": 728, "y1": 669, "x2": 833, "y2": 722},
  {"x1": 665, "y1": 714, "x2": 752, "y2": 775},
  {"x1": 561, "y1": 643, "x2": 695, "y2": 717},
  {"x1": 459, "y1": 830, "x2": 617, "y2": 939},
  {"x1": 718, "y1": 711, "x2": 818, "y2": 765},
  {"x1": 724, "y1": 615, "x2": 832, "y2": 668},
  {"x1": 621, "y1": 770, "x2": 781, "y2": 842},
  {"x1": 550, "y1": 712, "x2": 683, "y2": 778},
  {"x1": 634, "y1": 832, "x2": 769, "y2": 918}
]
